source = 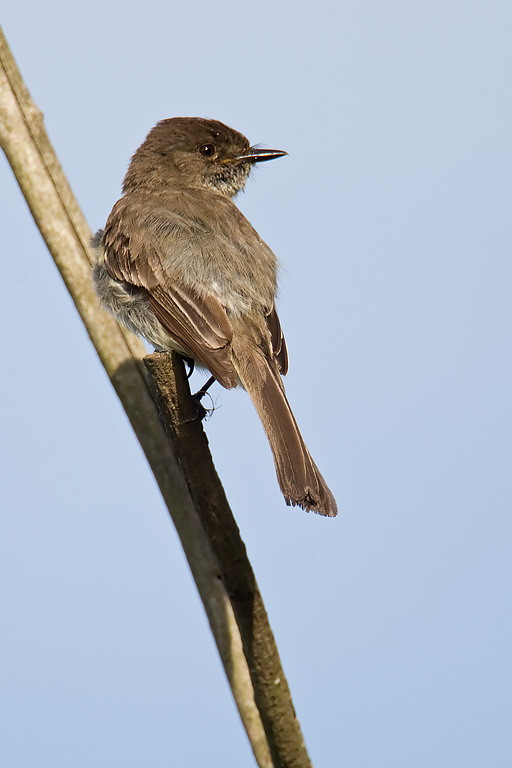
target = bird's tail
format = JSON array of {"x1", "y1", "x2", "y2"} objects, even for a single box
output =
[{"x1": 232, "y1": 335, "x2": 337, "y2": 517}]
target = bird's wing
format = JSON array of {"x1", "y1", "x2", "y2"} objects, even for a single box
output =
[
  {"x1": 265, "y1": 304, "x2": 288, "y2": 376},
  {"x1": 102, "y1": 195, "x2": 238, "y2": 389}
]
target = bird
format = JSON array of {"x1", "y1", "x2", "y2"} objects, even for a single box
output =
[{"x1": 92, "y1": 117, "x2": 337, "y2": 517}]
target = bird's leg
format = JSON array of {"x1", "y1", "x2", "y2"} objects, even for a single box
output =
[
  {"x1": 193, "y1": 375, "x2": 216, "y2": 401},
  {"x1": 183, "y1": 356, "x2": 195, "y2": 378},
  {"x1": 187, "y1": 375, "x2": 216, "y2": 423}
]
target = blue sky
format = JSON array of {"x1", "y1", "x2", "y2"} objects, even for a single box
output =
[{"x1": 1, "y1": 2, "x2": 511, "y2": 766}]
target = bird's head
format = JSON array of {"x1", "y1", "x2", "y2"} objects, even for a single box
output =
[{"x1": 123, "y1": 117, "x2": 287, "y2": 197}]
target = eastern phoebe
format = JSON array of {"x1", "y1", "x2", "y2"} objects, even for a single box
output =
[{"x1": 93, "y1": 118, "x2": 337, "y2": 517}]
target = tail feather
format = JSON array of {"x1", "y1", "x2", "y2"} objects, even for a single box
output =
[{"x1": 233, "y1": 338, "x2": 337, "y2": 517}]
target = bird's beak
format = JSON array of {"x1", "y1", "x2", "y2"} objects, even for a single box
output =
[{"x1": 236, "y1": 146, "x2": 288, "y2": 163}]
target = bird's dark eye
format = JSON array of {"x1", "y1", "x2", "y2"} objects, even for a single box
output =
[{"x1": 199, "y1": 144, "x2": 215, "y2": 157}]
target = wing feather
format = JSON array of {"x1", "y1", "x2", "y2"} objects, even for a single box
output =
[
  {"x1": 266, "y1": 305, "x2": 289, "y2": 375},
  {"x1": 102, "y1": 195, "x2": 238, "y2": 388}
]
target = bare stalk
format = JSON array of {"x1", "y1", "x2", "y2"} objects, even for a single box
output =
[{"x1": 0, "y1": 26, "x2": 313, "y2": 768}]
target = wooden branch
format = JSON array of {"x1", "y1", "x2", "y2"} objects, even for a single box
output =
[
  {"x1": 145, "y1": 353, "x2": 313, "y2": 768},
  {"x1": 0, "y1": 26, "x2": 313, "y2": 768}
]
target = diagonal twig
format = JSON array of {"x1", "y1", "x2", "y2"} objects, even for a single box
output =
[{"x1": 0, "y1": 25, "x2": 313, "y2": 768}]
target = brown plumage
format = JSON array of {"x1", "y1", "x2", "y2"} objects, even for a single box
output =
[{"x1": 93, "y1": 117, "x2": 337, "y2": 517}]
